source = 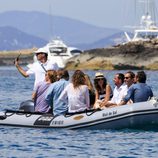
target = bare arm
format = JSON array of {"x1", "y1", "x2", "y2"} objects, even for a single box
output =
[
  {"x1": 104, "y1": 84, "x2": 112, "y2": 102},
  {"x1": 99, "y1": 84, "x2": 112, "y2": 107},
  {"x1": 95, "y1": 90, "x2": 99, "y2": 102},
  {"x1": 14, "y1": 60, "x2": 29, "y2": 78},
  {"x1": 32, "y1": 92, "x2": 36, "y2": 101}
]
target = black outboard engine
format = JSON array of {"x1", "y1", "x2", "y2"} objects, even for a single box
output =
[{"x1": 19, "y1": 100, "x2": 35, "y2": 112}]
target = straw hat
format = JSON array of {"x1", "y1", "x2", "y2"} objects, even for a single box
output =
[{"x1": 95, "y1": 72, "x2": 105, "y2": 79}]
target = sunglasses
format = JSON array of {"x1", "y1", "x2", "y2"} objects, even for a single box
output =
[
  {"x1": 125, "y1": 77, "x2": 130, "y2": 79},
  {"x1": 96, "y1": 78, "x2": 103, "y2": 81}
]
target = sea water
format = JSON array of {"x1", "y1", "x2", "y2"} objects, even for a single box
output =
[{"x1": 0, "y1": 66, "x2": 158, "y2": 158}]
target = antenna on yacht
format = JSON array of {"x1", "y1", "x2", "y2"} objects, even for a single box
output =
[{"x1": 49, "y1": 3, "x2": 53, "y2": 40}]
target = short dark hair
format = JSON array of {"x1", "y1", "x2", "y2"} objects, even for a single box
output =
[
  {"x1": 117, "y1": 73, "x2": 124, "y2": 83},
  {"x1": 136, "y1": 71, "x2": 146, "y2": 83},
  {"x1": 126, "y1": 71, "x2": 135, "y2": 79},
  {"x1": 57, "y1": 69, "x2": 69, "y2": 80}
]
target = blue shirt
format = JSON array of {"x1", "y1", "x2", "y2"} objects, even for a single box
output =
[
  {"x1": 123, "y1": 83, "x2": 153, "y2": 103},
  {"x1": 45, "y1": 79, "x2": 69, "y2": 116}
]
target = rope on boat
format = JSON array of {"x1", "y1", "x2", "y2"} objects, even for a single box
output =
[
  {"x1": 0, "y1": 109, "x2": 47, "y2": 119},
  {"x1": 85, "y1": 108, "x2": 101, "y2": 116},
  {"x1": 64, "y1": 108, "x2": 101, "y2": 118}
]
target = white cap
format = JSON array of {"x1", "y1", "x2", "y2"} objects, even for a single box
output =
[{"x1": 34, "y1": 47, "x2": 48, "y2": 54}]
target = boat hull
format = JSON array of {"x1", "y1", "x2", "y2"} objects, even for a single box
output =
[{"x1": 0, "y1": 99, "x2": 158, "y2": 130}]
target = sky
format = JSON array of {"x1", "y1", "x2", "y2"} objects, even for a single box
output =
[{"x1": 0, "y1": 0, "x2": 158, "y2": 30}]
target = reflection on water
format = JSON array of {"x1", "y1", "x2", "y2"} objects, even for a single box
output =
[{"x1": 1, "y1": 66, "x2": 158, "y2": 157}]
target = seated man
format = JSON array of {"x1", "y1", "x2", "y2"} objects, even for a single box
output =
[
  {"x1": 45, "y1": 69, "x2": 69, "y2": 116},
  {"x1": 124, "y1": 71, "x2": 135, "y2": 89},
  {"x1": 119, "y1": 71, "x2": 153, "y2": 105},
  {"x1": 100, "y1": 73, "x2": 128, "y2": 108}
]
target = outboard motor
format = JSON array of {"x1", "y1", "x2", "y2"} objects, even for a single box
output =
[{"x1": 19, "y1": 100, "x2": 35, "y2": 112}]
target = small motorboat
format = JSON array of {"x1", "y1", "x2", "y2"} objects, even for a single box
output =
[{"x1": 0, "y1": 98, "x2": 158, "y2": 130}]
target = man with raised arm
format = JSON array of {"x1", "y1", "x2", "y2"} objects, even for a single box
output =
[{"x1": 14, "y1": 47, "x2": 58, "y2": 90}]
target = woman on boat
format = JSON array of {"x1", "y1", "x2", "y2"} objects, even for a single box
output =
[
  {"x1": 59, "y1": 70, "x2": 90, "y2": 113},
  {"x1": 32, "y1": 70, "x2": 57, "y2": 113},
  {"x1": 93, "y1": 72, "x2": 112, "y2": 109},
  {"x1": 84, "y1": 74, "x2": 95, "y2": 108}
]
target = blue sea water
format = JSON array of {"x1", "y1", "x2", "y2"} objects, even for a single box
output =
[{"x1": 0, "y1": 66, "x2": 158, "y2": 158}]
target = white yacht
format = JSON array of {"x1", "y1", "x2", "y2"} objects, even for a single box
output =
[
  {"x1": 45, "y1": 37, "x2": 82, "y2": 68},
  {"x1": 124, "y1": 0, "x2": 158, "y2": 42},
  {"x1": 32, "y1": 37, "x2": 82, "y2": 68}
]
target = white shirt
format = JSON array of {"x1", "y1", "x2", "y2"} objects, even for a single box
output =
[
  {"x1": 59, "y1": 83, "x2": 90, "y2": 113},
  {"x1": 26, "y1": 60, "x2": 58, "y2": 90},
  {"x1": 110, "y1": 84, "x2": 128, "y2": 104}
]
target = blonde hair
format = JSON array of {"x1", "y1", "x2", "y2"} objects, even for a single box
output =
[{"x1": 84, "y1": 74, "x2": 94, "y2": 92}]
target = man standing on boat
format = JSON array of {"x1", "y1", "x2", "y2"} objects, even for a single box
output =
[{"x1": 14, "y1": 47, "x2": 59, "y2": 90}]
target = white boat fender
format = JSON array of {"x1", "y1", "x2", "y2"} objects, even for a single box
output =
[{"x1": 150, "y1": 97, "x2": 158, "y2": 107}]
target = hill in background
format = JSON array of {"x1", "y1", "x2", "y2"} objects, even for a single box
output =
[{"x1": 0, "y1": 11, "x2": 124, "y2": 51}]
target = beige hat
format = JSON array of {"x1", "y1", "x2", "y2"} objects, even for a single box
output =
[
  {"x1": 34, "y1": 47, "x2": 48, "y2": 54},
  {"x1": 95, "y1": 72, "x2": 105, "y2": 79}
]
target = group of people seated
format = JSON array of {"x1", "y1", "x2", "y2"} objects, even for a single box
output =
[
  {"x1": 32, "y1": 69, "x2": 153, "y2": 116},
  {"x1": 94, "y1": 71, "x2": 153, "y2": 108},
  {"x1": 14, "y1": 47, "x2": 153, "y2": 116}
]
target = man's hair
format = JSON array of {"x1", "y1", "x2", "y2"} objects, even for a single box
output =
[
  {"x1": 136, "y1": 71, "x2": 146, "y2": 83},
  {"x1": 117, "y1": 73, "x2": 124, "y2": 83},
  {"x1": 57, "y1": 69, "x2": 69, "y2": 80},
  {"x1": 126, "y1": 71, "x2": 135, "y2": 79}
]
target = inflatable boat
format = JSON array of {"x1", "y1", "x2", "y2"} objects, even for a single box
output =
[{"x1": 0, "y1": 98, "x2": 158, "y2": 130}]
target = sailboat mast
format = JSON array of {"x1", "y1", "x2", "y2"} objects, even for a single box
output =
[
  {"x1": 124, "y1": 0, "x2": 158, "y2": 42},
  {"x1": 48, "y1": 3, "x2": 54, "y2": 40}
]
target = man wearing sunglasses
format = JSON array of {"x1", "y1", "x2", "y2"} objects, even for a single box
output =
[
  {"x1": 119, "y1": 71, "x2": 153, "y2": 105},
  {"x1": 124, "y1": 71, "x2": 135, "y2": 88}
]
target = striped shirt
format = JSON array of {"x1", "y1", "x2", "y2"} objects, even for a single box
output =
[{"x1": 34, "y1": 81, "x2": 51, "y2": 113}]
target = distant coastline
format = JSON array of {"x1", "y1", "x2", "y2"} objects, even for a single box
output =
[
  {"x1": 1, "y1": 40, "x2": 158, "y2": 70},
  {"x1": 0, "y1": 49, "x2": 35, "y2": 66},
  {"x1": 66, "y1": 39, "x2": 158, "y2": 70}
]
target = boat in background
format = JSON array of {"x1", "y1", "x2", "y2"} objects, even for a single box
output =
[
  {"x1": 124, "y1": 0, "x2": 158, "y2": 42},
  {"x1": 32, "y1": 37, "x2": 82, "y2": 68}
]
